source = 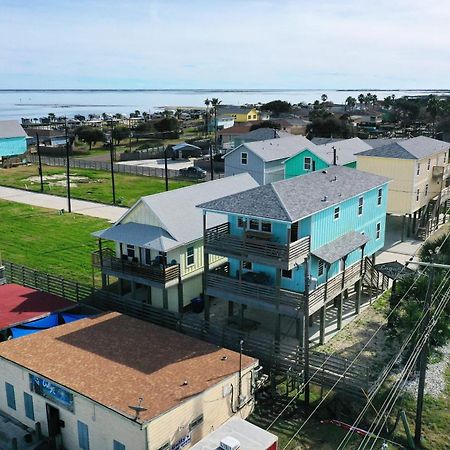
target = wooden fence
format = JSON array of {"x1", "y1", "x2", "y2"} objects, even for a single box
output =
[{"x1": 4, "y1": 261, "x2": 373, "y2": 397}]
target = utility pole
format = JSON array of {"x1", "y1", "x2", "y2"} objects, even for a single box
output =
[
  {"x1": 164, "y1": 146, "x2": 169, "y2": 191},
  {"x1": 414, "y1": 257, "x2": 435, "y2": 447},
  {"x1": 109, "y1": 120, "x2": 116, "y2": 204},
  {"x1": 64, "y1": 117, "x2": 71, "y2": 213},
  {"x1": 35, "y1": 133, "x2": 44, "y2": 192}
]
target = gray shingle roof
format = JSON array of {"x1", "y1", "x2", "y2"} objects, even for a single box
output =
[
  {"x1": 218, "y1": 105, "x2": 254, "y2": 115},
  {"x1": 312, "y1": 231, "x2": 369, "y2": 264},
  {"x1": 199, "y1": 165, "x2": 389, "y2": 222},
  {"x1": 357, "y1": 136, "x2": 450, "y2": 160},
  {"x1": 230, "y1": 135, "x2": 319, "y2": 163},
  {"x1": 0, "y1": 120, "x2": 27, "y2": 139},
  {"x1": 113, "y1": 173, "x2": 259, "y2": 247}
]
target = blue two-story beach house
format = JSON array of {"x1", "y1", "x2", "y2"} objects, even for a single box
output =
[{"x1": 199, "y1": 165, "x2": 389, "y2": 346}]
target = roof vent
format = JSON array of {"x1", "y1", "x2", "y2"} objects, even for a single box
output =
[
  {"x1": 330, "y1": 175, "x2": 337, "y2": 182},
  {"x1": 322, "y1": 195, "x2": 328, "y2": 202},
  {"x1": 221, "y1": 355, "x2": 228, "y2": 361},
  {"x1": 322, "y1": 170, "x2": 328, "y2": 174},
  {"x1": 220, "y1": 437, "x2": 241, "y2": 450},
  {"x1": 181, "y1": 380, "x2": 188, "y2": 386}
]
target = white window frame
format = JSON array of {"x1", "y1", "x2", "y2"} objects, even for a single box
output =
[
  {"x1": 186, "y1": 246, "x2": 195, "y2": 266},
  {"x1": 261, "y1": 221, "x2": 272, "y2": 233},
  {"x1": 376, "y1": 222, "x2": 381, "y2": 240},
  {"x1": 304, "y1": 157, "x2": 312, "y2": 171},
  {"x1": 237, "y1": 216, "x2": 245, "y2": 228},
  {"x1": 334, "y1": 207, "x2": 340, "y2": 220},
  {"x1": 241, "y1": 152, "x2": 248, "y2": 165},
  {"x1": 377, "y1": 188, "x2": 382, "y2": 206},
  {"x1": 126, "y1": 244, "x2": 135, "y2": 258},
  {"x1": 242, "y1": 260, "x2": 252, "y2": 270},
  {"x1": 358, "y1": 196, "x2": 364, "y2": 216}
]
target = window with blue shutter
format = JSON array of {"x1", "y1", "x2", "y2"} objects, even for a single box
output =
[
  {"x1": 77, "y1": 421, "x2": 90, "y2": 450},
  {"x1": 5, "y1": 382, "x2": 16, "y2": 410},
  {"x1": 24, "y1": 392, "x2": 34, "y2": 420},
  {"x1": 113, "y1": 441, "x2": 126, "y2": 450}
]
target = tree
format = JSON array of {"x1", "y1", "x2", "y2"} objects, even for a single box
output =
[
  {"x1": 112, "y1": 125, "x2": 130, "y2": 144},
  {"x1": 75, "y1": 126, "x2": 105, "y2": 150},
  {"x1": 154, "y1": 117, "x2": 179, "y2": 133},
  {"x1": 321, "y1": 93, "x2": 328, "y2": 103},
  {"x1": 306, "y1": 116, "x2": 353, "y2": 139},
  {"x1": 345, "y1": 96, "x2": 356, "y2": 111},
  {"x1": 204, "y1": 98, "x2": 211, "y2": 136},
  {"x1": 249, "y1": 120, "x2": 281, "y2": 131},
  {"x1": 210, "y1": 98, "x2": 221, "y2": 152},
  {"x1": 427, "y1": 95, "x2": 443, "y2": 136},
  {"x1": 260, "y1": 100, "x2": 292, "y2": 116},
  {"x1": 48, "y1": 113, "x2": 56, "y2": 122},
  {"x1": 383, "y1": 96, "x2": 394, "y2": 109},
  {"x1": 358, "y1": 93, "x2": 365, "y2": 108},
  {"x1": 134, "y1": 121, "x2": 154, "y2": 133},
  {"x1": 74, "y1": 114, "x2": 86, "y2": 122}
]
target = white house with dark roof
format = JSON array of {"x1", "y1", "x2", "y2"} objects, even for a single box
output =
[
  {"x1": 199, "y1": 165, "x2": 389, "y2": 346},
  {"x1": 223, "y1": 135, "x2": 319, "y2": 185},
  {"x1": 356, "y1": 136, "x2": 450, "y2": 238},
  {"x1": 0, "y1": 120, "x2": 28, "y2": 162},
  {"x1": 92, "y1": 173, "x2": 258, "y2": 312}
]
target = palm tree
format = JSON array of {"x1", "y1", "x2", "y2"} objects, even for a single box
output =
[
  {"x1": 371, "y1": 94, "x2": 378, "y2": 106},
  {"x1": 204, "y1": 98, "x2": 211, "y2": 136},
  {"x1": 358, "y1": 94, "x2": 365, "y2": 109},
  {"x1": 321, "y1": 93, "x2": 328, "y2": 103},
  {"x1": 427, "y1": 95, "x2": 442, "y2": 137},
  {"x1": 210, "y1": 97, "x2": 221, "y2": 152},
  {"x1": 345, "y1": 96, "x2": 356, "y2": 111}
]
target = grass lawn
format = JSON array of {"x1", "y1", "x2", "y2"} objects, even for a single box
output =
[
  {"x1": 0, "y1": 200, "x2": 109, "y2": 284},
  {"x1": 0, "y1": 165, "x2": 194, "y2": 207}
]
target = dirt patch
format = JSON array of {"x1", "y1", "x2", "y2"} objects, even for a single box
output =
[{"x1": 24, "y1": 174, "x2": 101, "y2": 188}]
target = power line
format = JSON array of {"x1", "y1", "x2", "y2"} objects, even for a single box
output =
[{"x1": 336, "y1": 268, "x2": 450, "y2": 449}]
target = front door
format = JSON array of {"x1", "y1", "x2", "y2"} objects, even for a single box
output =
[{"x1": 46, "y1": 403, "x2": 61, "y2": 450}]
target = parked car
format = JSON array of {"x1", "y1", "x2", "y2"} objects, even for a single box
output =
[{"x1": 179, "y1": 166, "x2": 207, "y2": 179}]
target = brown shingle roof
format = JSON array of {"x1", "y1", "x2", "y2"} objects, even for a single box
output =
[{"x1": 0, "y1": 312, "x2": 257, "y2": 423}]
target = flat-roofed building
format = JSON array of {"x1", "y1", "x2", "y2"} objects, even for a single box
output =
[{"x1": 0, "y1": 312, "x2": 258, "y2": 450}]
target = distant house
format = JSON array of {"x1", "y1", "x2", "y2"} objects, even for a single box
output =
[
  {"x1": 26, "y1": 128, "x2": 66, "y2": 147},
  {"x1": 92, "y1": 174, "x2": 258, "y2": 312},
  {"x1": 356, "y1": 136, "x2": 450, "y2": 238},
  {"x1": 232, "y1": 128, "x2": 288, "y2": 149},
  {"x1": 284, "y1": 137, "x2": 372, "y2": 178},
  {"x1": 223, "y1": 135, "x2": 319, "y2": 185},
  {"x1": 0, "y1": 120, "x2": 27, "y2": 162},
  {"x1": 212, "y1": 115, "x2": 235, "y2": 131},
  {"x1": 218, "y1": 105, "x2": 260, "y2": 123}
]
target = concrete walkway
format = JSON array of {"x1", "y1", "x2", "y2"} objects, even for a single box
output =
[{"x1": 0, "y1": 186, "x2": 127, "y2": 222}]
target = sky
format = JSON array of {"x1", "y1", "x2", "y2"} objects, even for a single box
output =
[{"x1": 0, "y1": 0, "x2": 449, "y2": 89}]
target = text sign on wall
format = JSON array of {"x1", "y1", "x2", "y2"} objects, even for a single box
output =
[
  {"x1": 29, "y1": 374, "x2": 74, "y2": 412},
  {"x1": 172, "y1": 433, "x2": 191, "y2": 450}
]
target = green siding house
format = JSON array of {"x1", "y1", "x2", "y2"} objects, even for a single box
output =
[{"x1": 284, "y1": 137, "x2": 371, "y2": 179}]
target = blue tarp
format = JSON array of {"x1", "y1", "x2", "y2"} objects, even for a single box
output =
[
  {"x1": 20, "y1": 313, "x2": 59, "y2": 329},
  {"x1": 11, "y1": 327, "x2": 43, "y2": 338},
  {"x1": 61, "y1": 313, "x2": 91, "y2": 324}
]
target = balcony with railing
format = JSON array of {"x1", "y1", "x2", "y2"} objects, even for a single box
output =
[
  {"x1": 206, "y1": 259, "x2": 364, "y2": 317},
  {"x1": 205, "y1": 223, "x2": 310, "y2": 269},
  {"x1": 92, "y1": 248, "x2": 180, "y2": 287}
]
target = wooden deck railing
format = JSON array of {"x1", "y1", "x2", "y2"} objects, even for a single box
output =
[
  {"x1": 205, "y1": 223, "x2": 310, "y2": 269},
  {"x1": 92, "y1": 249, "x2": 180, "y2": 286}
]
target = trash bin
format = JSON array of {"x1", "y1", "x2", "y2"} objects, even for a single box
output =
[{"x1": 191, "y1": 295, "x2": 204, "y2": 313}]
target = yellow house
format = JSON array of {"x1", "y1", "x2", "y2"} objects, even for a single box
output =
[
  {"x1": 219, "y1": 106, "x2": 260, "y2": 123},
  {"x1": 356, "y1": 136, "x2": 450, "y2": 237}
]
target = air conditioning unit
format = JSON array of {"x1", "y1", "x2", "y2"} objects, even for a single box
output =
[{"x1": 220, "y1": 436, "x2": 241, "y2": 450}]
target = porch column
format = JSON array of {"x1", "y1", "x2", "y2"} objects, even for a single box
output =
[
  {"x1": 407, "y1": 213, "x2": 412, "y2": 237},
  {"x1": 401, "y1": 215, "x2": 406, "y2": 242},
  {"x1": 355, "y1": 280, "x2": 362, "y2": 315},
  {"x1": 319, "y1": 306, "x2": 326, "y2": 345},
  {"x1": 177, "y1": 266, "x2": 184, "y2": 313},
  {"x1": 303, "y1": 257, "x2": 311, "y2": 407},
  {"x1": 203, "y1": 212, "x2": 210, "y2": 323},
  {"x1": 147, "y1": 286, "x2": 152, "y2": 305},
  {"x1": 274, "y1": 268, "x2": 281, "y2": 344},
  {"x1": 370, "y1": 254, "x2": 376, "y2": 303},
  {"x1": 412, "y1": 211, "x2": 417, "y2": 233},
  {"x1": 337, "y1": 256, "x2": 347, "y2": 330},
  {"x1": 131, "y1": 281, "x2": 137, "y2": 299},
  {"x1": 296, "y1": 317, "x2": 304, "y2": 347},
  {"x1": 162, "y1": 288, "x2": 168, "y2": 309}
]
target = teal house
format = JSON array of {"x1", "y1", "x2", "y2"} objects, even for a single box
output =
[
  {"x1": 0, "y1": 121, "x2": 28, "y2": 161},
  {"x1": 199, "y1": 166, "x2": 389, "y2": 348},
  {"x1": 284, "y1": 137, "x2": 372, "y2": 178}
]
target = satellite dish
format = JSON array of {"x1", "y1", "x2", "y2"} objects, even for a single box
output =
[{"x1": 128, "y1": 397, "x2": 147, "y2": 421}]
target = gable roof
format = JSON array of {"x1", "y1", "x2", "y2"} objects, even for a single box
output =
[
  {"x1": 356, "y1": 136, "x2": 450, "y2": 160},
  {"x1": 113, "y1": 173, "x2": 259, "y2": 246},
  {"x1": 0, "y1": 120, "x2": 27, "y2": 139},
  {"x1": 218, "y1": 105, "x2": 255, "y2": 115},
  {"x1": 287, "y1": 137, "x2": 372, "y2": 166},
  {"x1": 199, "y1": 166, "x2": 389, "y2": 222},
  {"x1": 224, "y1": 135, "x2": 319, "y2": 163}
]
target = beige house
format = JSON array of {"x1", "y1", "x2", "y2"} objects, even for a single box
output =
[
  {"x1": 356, "y1": 136, "x2": 450, "y2": 237},
  {"x1": 0, "y1": 312, "x2": 258, "y2": 450},
  {"x1": 92, "y1": 174, "x2": 258, "y2": 312}
]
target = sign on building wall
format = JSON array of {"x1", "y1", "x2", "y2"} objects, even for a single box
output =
[
  {"x1": 29, "y1": 374, "x2": 74, "y2": 412},
  {"x1": 172, "y1": 433, "x2": 191, "y2": 450}
]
